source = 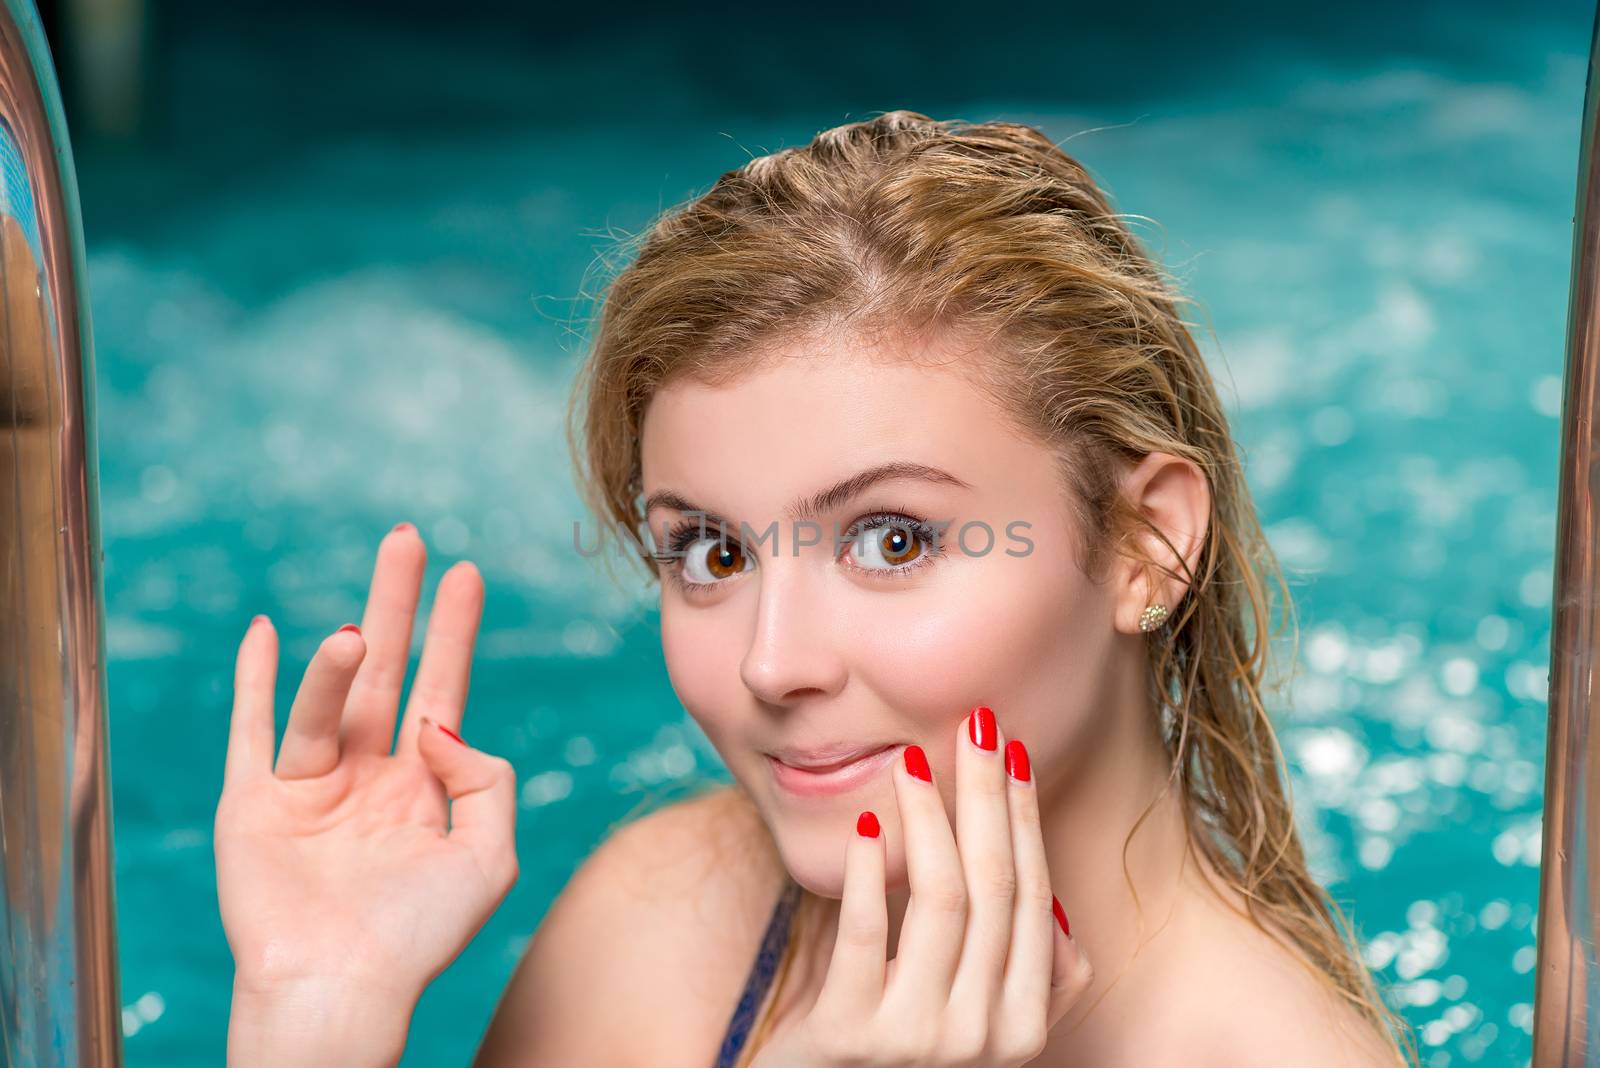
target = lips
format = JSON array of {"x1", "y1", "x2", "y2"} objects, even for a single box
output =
[
  {"x1": 767, "y1": 744, "x2": 900, "y2": 797},
  {"x1": 771, "y1": 744, "x2": 894, "y2": 772}
]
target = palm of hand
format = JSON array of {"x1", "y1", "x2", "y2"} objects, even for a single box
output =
[{"x1": 217, "y1": 525, "x2": 520, "y2": 1004}]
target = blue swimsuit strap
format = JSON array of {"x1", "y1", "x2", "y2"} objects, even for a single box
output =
[{"x1": 712, "y1": 876, "x2": 804, "y2": 1067}]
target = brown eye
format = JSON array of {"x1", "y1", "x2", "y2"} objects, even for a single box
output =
[
  {"x1": 877, "y1": 525, "x2": 923, "y2": 565},
  {"x1": 681, "y1": 535, "x2": 752, "y2": 585},
  {"x1": 848, "y1": 519, "x2": 930, "y2": 571},
  {"x1": 702, "y1": 540, "x2": 746, "y2": 578}
]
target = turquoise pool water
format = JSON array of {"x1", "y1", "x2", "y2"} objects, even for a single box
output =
[{"x1": 83, "y1": 5, "x2": 1588, "y2": 1064}]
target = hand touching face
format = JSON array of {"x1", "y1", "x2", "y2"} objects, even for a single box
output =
[
  {"x1": 749, "y1": 706, "x2": 1092, "y2": 1067},
  {"x1": 641, "y1": 335, "x2": 1117, "y2": 897}
]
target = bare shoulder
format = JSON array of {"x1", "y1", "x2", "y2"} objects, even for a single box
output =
[
  {"x1": 1171, "y1": 907, "x2": 1407, "y2": 1068},
  {"x1": 1078, "y1": 858, "x2": 1407, "y2": 1068},
  {"x1": 1195, "y1": 963, "x2": 1406, "y2": 1068},
  {"x1": 473, "y1": 784, "x2": 788, "y2": 1068}
]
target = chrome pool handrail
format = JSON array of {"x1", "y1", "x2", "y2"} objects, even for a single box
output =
[
  {"x1": 0, "y1": 0, "x2": 122, "y2": 1065},
  {"x1": 1533, "y1": 5, "x2": 1600, "y2": 1066}
]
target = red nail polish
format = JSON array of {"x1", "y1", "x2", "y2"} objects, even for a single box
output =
[
  {"x1": 1052, "y1": 895, "x2": 1070, "y2": 937},
  {"x1": 968, "y1": 705, "x2": 997, "y2": 751},
  {"x1": 1005, "y1": 739, "x2": 1031, "y2": 781},
  {"x1": 903, "y1": 745, "x2": 932, "y2": 782},
  {"x1": 857, "y1": 811, "x2": 880, "y2": 838},
  {"x1": 437, "y1": 723, "x2": 467, "y2": 747},
  {"x1": 337, "y1": 624, "x2": 361, "y2": 635}
]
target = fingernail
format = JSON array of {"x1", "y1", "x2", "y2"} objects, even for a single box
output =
[
  {"x1": 1052, "y1": 894, "x2": 1070, "y2": 937},
  {"x1": 968, "y1": 705, "x2": 997, "y2": 751},
  {"x1": 422, "y1": 716, "x2": 467, "y2": 747},
  {"x1": 392, "y1": 521, "x2": 414, "y2": 533},
  {"x1": 1005, "y1": 739, "x2": 1031, "y2": 782},
  {"x1": 337, "y1": 623, "x2": 361, "y2": 635},
  {"x1": 856, "y1": 811, "x2": 880, "y2": 838},
  {"x1": 903, "y1": 744, "x2": 932, "y2": 782},
  {"x1": 249, "y1": 614, "x2": 268, "y2": 629}
]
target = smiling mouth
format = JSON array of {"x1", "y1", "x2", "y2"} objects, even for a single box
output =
[
  {"x1": 766, "y1": 744, "x2": 900, "y2": 796},
  {"x1": 771, "y1": 744, "x2": 895, "y2": 773}
]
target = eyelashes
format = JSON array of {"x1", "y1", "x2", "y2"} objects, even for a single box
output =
[{"x1": 651, "y1": 508, "x2": 947, "y2": 596}]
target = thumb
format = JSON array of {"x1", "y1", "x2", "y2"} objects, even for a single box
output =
[
  {"x1": 417, "y1": 716, "x2": 521, "y2": 894},
  {"x1": 1047, "y1": 895, "x2": 1093, "y2": 1029}
]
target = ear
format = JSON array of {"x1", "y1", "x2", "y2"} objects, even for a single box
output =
[{"x1": 1111, "y1": 451, "x2": 1211, "y2": 636}]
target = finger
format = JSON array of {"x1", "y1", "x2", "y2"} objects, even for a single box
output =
[
  {"x1": 274, "y1": 625, "x2": 367, "y2": 780},
  {"x1": 224, "y1": 616, "x2": 278, "y2": 790},
  {"x1": 1046, "y1": 894, "x2": 1092, "y2": 1031},
  {"x1": 996, "y1": 736, "x2": 1064, "y2": 1045},
  {"x1": 883, "y1": 741, "x2": 967, "y2": 1013},
  {"x1": 416, "y1": 716, "x2": 521, "y2": 894},
  {"x1": 395, "y1": 560, "x2": 484, "y2": 759},
  {"x1": 815, "y1": 809, "x2": 888, "y2": 1019},
  {"x1": 341, "y1": 522, "x2": 427, "y2": 756},
  {"x1": 948, "y1": 705, "x2": 1015, "y2": 1015}
]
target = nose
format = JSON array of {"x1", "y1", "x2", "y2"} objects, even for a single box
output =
[{"x1": 738, "y1": 556, "x2": 848, "y2": 707}]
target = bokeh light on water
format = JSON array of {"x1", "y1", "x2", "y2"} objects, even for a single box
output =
[{"x1": 84, "y1": 5, "x2": 1586, "y2": 1064}]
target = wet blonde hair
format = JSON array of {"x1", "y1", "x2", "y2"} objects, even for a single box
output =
[{"x1": 566, "y1": 109, "x2": 1414, "y2": 1065}]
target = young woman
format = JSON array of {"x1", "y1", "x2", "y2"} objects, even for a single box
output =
[{"x1": 218, "y1": 111, "x2": 1416, "y2": 1066}]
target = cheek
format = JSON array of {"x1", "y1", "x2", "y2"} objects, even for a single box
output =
[
  {"x1": 848, "y1": 553, "x2": 1101, "y2": 755},
  {"x1": 659, "y1": 601, "x2": 744, "y2": 742}
]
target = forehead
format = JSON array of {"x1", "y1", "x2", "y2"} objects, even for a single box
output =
[{"x1": 639, "y1": 334, "x2": 1047, "y2": 507}]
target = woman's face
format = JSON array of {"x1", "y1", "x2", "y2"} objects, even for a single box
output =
[{"x1": 639, "y1": 333, "x2": 1122, "y2": 896}]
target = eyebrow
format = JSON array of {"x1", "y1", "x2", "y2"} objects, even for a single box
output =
[{"x1": 643, "y1": 461, "x2": 971, "y2": 528}]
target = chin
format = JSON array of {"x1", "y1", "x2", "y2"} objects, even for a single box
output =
[
  {"x1": 766, "y1": 810, "x2": 908, "y2": 901},
  {"x1": 732, "y1": 756, "x2": 909, "y2": 895}
]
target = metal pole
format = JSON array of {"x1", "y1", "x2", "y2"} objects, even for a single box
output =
[
  {"x1": 0, "y1": 0, "x2": 122, "y2": 1065},
  {"x1": 1533, "y1": 5, "x2": 1600, "y2": 1065}
]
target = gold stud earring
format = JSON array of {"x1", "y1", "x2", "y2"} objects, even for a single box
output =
[{"x1": 1139, "y1": 603, "x2": 1170, "y2": 632}]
